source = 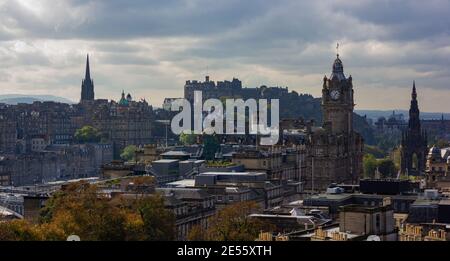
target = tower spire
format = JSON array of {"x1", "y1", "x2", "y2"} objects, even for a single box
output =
[
  {"x1": 336, "y1": 42, "x2": 340, "y2": 58},
  {"x1": 80, "y1": 53, "x2": 94, "y2": 102},
  {"x1": 401, "y1": 80, "x2": 427, "y2": 176},
  {"x1": 408, "y1": 80, "x2": 420, "y2": 130},
  {"x1": 85, "y1": 54, "x2": 91, "y2": 80}
]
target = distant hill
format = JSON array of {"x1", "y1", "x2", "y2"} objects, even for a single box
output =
[
  {"x1": 0, "y1": 94, "x2": 75, "y2": 105},
  {"x1": 356, "y1": 110, "x2": 450, "y2": 121}
]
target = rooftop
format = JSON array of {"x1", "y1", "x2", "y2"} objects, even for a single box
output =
[
  {"x1": 166, "y1": 179, "x2": 196, "y2": 188},
  {"x1": 339, "y1": 204, "x2": 392, "y2": 213},
  {"x1": 156, "y1": 188, "x2": 212, "y2": 200},
  {"x1": 200, "y1": 171, "x2": 266, "y2": 176},
  {"x1": 161, "y1": 151, "x2": 191, "y2": 156},
  {"x1": 152, "y1": 159, "x2": 179, "y2": 164}
]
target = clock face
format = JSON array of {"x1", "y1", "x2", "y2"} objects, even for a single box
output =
[{"x1": 330, "y1": 90, "x2": 340, "y2": 100}]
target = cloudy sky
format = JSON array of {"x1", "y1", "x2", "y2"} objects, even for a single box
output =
[{"x1": 0, "y1": 0, "x2": 449, "y2": 112}]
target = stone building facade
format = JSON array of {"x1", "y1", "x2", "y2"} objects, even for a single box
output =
[
  {"x1": 0, "y1": 55, "x2": 153, "y2": 184},
  {"x1": 425, "y1": 146, "x2": 450, "y2": 189},
  {"x1": 0, "y1": 112, "x2": 17, "y2": 153},
  {"x1": 0, "y1": 55, "x2": 154, "y2": 159},
  {"x1": 0, "y1": 144, "x2": 113, "y2": 186}
]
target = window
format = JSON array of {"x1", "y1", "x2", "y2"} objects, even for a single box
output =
[
  {"x1": 375, "y1": 214, "x2": 380, "y2": 229},
  {"x1": 217, "y1": 196, "x2": 223, "y2": 202},
  {"x1": 228, "y1": 196, "x2": 234, "y2": 202}
]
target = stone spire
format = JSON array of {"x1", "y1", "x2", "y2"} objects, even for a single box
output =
[
  {"x1": 409, "y1": 81, "x2": 420, "y2": 130},
  {"x1": 401, "y1": 80, "x2": 428, "y2": 176},
  {"x1": 81, "y1": 54, "x2": 95, "y2": 102},
  {"x1": 85, "y1": 54, "x2": 91, "y2": 80}
]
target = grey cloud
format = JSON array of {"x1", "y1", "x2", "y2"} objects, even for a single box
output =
[
  {"x1": 100, "y1": 53, "x2": 159, "y2": 66},
  {"x1": 0, "y1": 0, "x2": 449, "y2": 110}
]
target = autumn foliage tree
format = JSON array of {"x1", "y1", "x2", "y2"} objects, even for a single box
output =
[
  {"x1": 200, "y1": 201, "x2": 272, "y2": 241},
  {"x1": 1, "y1": 181, "x2": 175, "y2": 241}
]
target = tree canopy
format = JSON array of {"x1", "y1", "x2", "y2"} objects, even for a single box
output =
[
  {"x1": 74, "y1": 126, "x2": 102, "y2": 144},
  {"x1": 1, "y1": 182, "x2": 175, "y2": 241},
  {"x1": 188, "y1": 201, "x2": 272, "y2": 241},
  {"x1": 363, "y1": 154, "x2": 378, "y2": 178},
  {"x1": 179, "y1": 131, "x2": 198, "y2": 145},
  {"x1": 377, "y1": 159, "x2": 398, "y2": 178},
  {"x1": 120, "y1": 145, "x2": 138, "y2": 162},
  {"x1": 203, "y1": 134, "x2": 220, "y2": 161}
]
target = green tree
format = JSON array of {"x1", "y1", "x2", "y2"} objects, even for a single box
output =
[
  {"x1": 363, "y1": 154, "x2": 378, "y2": 178},
  {"x1": 121, "y1": 145, "x2": 138, "y2": 162},
  {"x1": 364, "y1": 145, "x2": 386, "y2": 159},
  {"x1": 203, "y1": 134, "x2": 220, "y2": 161},
  {"x1": 179, "y1": 131, "x2": 198, "y2": 145},
  {"x1": 377, "y1": 159, "x2": 398, "y2": 178},
  {"x1": 74, "y1": 126, "x2": 101, "y2": 143},
  {"x1": 390, "y1": 147, "x2": 402, "y2": 170}
]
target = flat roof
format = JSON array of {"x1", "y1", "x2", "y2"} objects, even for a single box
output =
[
  {"x1": 200, "y1": 172, "x2": 265, "y2": 176},
  {"x1": 307, "y1": 193, "x2": 418, "y2": 201},
  {"x1": 308, "y1": 193, "x2": 353, "y2": 201},
  {"x1": 339, "y1": 204, "x2": 392, "y2": 213},
  {"x1": 153, "y1": 159, "x2": 179, "y2": 163},
  {"x1": 161, "y1": 151, "x2": 190, "y2": 156},
  {"x1": 412, "y1": 199, "x2": 441, "y2": 206},
  {"x1": 166, "y1": 179, "x2": 196, "y2": 188}
]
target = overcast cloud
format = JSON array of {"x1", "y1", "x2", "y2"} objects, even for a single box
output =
[{"x1": 0, "y1": 0, "x2": 449, "y2": 112}]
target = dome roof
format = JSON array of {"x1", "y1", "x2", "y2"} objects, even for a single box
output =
[
  {"x1": 333, "y1": 56, "x2": 344, "y2": 72},
  {"x1": 119, "y1": 98, "x2": 129, "y2": 106},
  {"x1": 330, "y1": 55, "x2": 346, "y2": 81},
  {"x1": 119, "y1": 91, "x2": 129, "y2": 106}
]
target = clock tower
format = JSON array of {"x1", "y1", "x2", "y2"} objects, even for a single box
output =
[
  {"x1": 305, "y1": 53, "x2": 364, "y2": 191},
  {"x1": 322, "y1": 54, "x2": 354, "y2": 134}
]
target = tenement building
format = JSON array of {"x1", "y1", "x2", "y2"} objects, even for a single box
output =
[
  {"x1": 0, "y1": 55, "x2": 154, "y2": 184},
  {"x1": 86, "y1": 93, "x2": 153, "y2": 159},
  {"x1": 76, "y1": 56, "x2": 154, "y2": 158},
  {"x1": 0, "y1": 110, "x2": 17, "y2": 153},
  {"x1": 0, "y1": 144, "x2": 113, "y2": 185},
  {"x1": 425, "y1": 146, "x2": 450, "y2": 189}
]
